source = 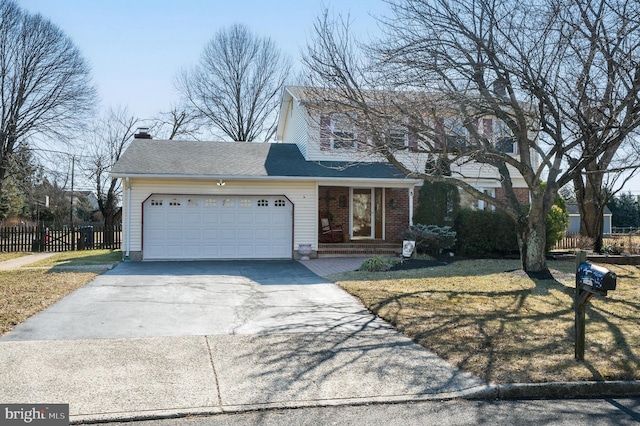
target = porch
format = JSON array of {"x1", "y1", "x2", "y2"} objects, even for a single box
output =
[{"x1": 316, "y1": 185, "x2": 415, "y2": 256}]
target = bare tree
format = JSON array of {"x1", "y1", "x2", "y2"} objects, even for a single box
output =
[
  {"x1": 560, "y1": 0, "x2": 640, "y2": 251},
  {"x1": 151, "y1": 105, "x2": 201, "y2": 140},
  {"x1": 0, "y1": 0, "x2": 96, "y2": 202},
  {"x1": 176, "y1": 24, "x2": 291, "y2": 142},
  {"x1": 303, "y1": 0, "x2": 640, "y2": 272},
  {"x1": 84, "y1": 107, "x2": 140, "y2": 230}
]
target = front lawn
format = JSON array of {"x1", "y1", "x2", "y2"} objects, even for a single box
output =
[
  {"x1": 0, "y1": 250, "x2": 120, "y2": 335},
  {"x1": 332, "y1": 259, "x2": 640, "y2": 384}
]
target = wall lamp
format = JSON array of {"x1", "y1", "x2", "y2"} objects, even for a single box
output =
[
  {"x1": 390, "y1": 199, "x2": 397, "y2": 209},
  {"x1": 217, "y1": 179, "x2": 226, "y2": 186}
]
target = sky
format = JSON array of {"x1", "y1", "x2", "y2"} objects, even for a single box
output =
[
  {"x1": 19, "y1": 0, "x2": 389, "y2": 119},
  {"x1": 16, "y1": 0, "x2": 640, "y2": 195}
]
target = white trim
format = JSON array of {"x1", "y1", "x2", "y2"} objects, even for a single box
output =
[
  {"x1": 126, "y1": 177, "x2": 131, "y2": 258},
  {"x1": 350, "y1": 187, "x2": 376, "y2": 239},
  {"x1": 409, "y1": 187, "x2": 414, "y2": 226}
]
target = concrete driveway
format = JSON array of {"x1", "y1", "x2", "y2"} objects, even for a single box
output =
[{"x1": 1, "y1": 260, "x2": 389, "y2": 341}]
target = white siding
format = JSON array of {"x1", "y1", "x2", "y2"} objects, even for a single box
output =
[
  {"x1": 125, "y1": 179, "x2": 318, "y2": 255},
  {"x1": 280, "y1": 99, "x2": 310, "y2": 159}
]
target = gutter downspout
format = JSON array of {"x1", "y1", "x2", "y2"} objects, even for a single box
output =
[{"x1": 124, "y1": 176, "x2": 132, "y2": 262}]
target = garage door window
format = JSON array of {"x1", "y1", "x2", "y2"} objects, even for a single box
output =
[
  {"x1": 187, "y1": 198, "x2": 199, "y2": 207},
  {"x1": 275, "y1": 199, "x2": 286, "y2": 207},
  {"x1": 240, "y1": 199, "x2": 251, "y2": 207},
  {"x1": 204, "y1": 198, "x2": 216, "y2": 207},
  {"x1": 223, "y1": 198, "x2": 234, "y2": 207},
  {"x1": 150, "y1": 199, "x2": 163, "y2": 206},
  {"x1": 169, "y1": 198, "x2": 181, "y2": 206},
  {"x1": 257, "y1": 199, "x2": 268, "y2": 207}
]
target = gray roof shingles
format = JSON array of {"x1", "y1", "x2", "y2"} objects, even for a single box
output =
[{"x1": 111, "y1": 140, "x2": 409, "y2": 180}]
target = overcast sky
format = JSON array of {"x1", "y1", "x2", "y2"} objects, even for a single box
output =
[{"x1": 18, "y1": 0, "x2": 640, "y2": 194}]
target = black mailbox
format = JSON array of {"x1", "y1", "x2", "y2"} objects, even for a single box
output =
[{"x1": 577, "y1": 262, "x2": 617, "y2": 291}]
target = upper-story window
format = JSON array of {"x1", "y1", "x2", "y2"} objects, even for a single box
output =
[
  {"x1": 493, "y1": 120, "x2": 516, "y2": 154},
  {"x1": 330, "y1": 113, "x2": 357, "y2": 150},
  {"x1": 444, "y1": 117, "x2": 468, "y2": 148}
]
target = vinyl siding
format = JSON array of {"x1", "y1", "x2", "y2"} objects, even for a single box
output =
[
  {"x1": 280, "y1": 99, "x2": 310, "y2": 159},
  {"x1": 125, "y1": 178, "x2": 318, "y2": 255}
]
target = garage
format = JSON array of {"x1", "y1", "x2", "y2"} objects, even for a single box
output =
[{"x1": 143, "y1": 194, "x2": 293, "y2": 260}]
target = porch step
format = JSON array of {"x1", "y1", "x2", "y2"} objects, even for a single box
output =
[{"x1": 318, "y1": 243, "x2": 402, "y2": 257}]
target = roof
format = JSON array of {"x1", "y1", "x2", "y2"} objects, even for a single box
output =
[
  {"x1": 566, "y1": 203, "x2": 612, "y2": 215},
  {"x1": 111, "y1": 140, "x2": 412, "y2": 181}
]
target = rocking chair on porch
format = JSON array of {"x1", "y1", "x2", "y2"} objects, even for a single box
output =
[{"x1": 320, "y1": 217, "x2": 344, "y2": 243}]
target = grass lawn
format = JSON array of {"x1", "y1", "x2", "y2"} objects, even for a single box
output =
[
  {"x1": 0, "y1": 250, "x2": 121, "y2": 335},
  {"x1": 332, "y1": 259, "x2": 640, "y2": 384},
  {"x1": 27, "y1": 249, "x2": 122, "y2": 267}
]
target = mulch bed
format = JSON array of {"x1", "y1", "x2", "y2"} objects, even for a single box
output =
[{"x1": 388, "y1": 258, "x2": 453, "y2": 271}]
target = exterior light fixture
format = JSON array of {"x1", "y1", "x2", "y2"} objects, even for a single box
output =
[
  {"x1": 217, "y1": 179, "x2": 226, "y2": 186},
  {"x1": 390, "y1": 199, "x2": 397, "y2": 209}
]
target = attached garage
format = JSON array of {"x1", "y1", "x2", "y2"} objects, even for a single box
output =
[{"x1": 143, "y1": 194, "x2": 293, "y2": 260}]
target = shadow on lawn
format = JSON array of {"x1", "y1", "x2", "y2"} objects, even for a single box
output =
[{"x1": 339, "y1": 269, "x2": 640, "y2": 384}]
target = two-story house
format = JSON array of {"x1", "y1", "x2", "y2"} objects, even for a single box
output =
[{"x1": 111, "y1": 86, "x2": 531, "y2": 261}]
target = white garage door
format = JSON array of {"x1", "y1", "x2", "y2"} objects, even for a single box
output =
[{"x1": 143, "y1": 195, "x2": 293, "y2": 260}]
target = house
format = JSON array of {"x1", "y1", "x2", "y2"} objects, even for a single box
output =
[
  {"x1": 111, "y1": 86, "x2": 531, "y2": 261},
  {"x1": 567, "y1": 203, "x2": 612, "y2": 235}
]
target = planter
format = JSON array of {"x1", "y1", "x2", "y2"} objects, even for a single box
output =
[{"x1": 298, "y1": 243, "x2": 312, "y2": 261}]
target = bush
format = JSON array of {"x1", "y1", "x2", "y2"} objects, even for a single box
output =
[
  {"x1": 545, "y1": 194, "x2": 569, "y2": 252},
  {"x1": 360, "y1": 256, "x2": 391, "y2": 272},
  {"x1": 413, "y1": 181, "x2": 460, "y2": 227},
  {"x1": 403, "y1": 224, "x2": 456, "y2": 256},
  {"x1": 454, "y1": 209, "x2": 519, "y2": 256}
]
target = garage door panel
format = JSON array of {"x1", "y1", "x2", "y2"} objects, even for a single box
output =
[{"x1": 144, "y1": 195, "x2": 292, "y2": 260}]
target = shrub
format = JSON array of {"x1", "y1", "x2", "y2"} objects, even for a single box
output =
[
  {"x1": 403, "y1": 224, "x2": 456, "y2": 256},
  {"x1": 413, "y1": 181, "x2": 460, "y2": 227},
  {"x1": 454, "y1": 209, "x2": 519, "y2": 256},
  {"x1": 545, "y1": 195, "x2": 569, "y2": 252},
  {"x1": 360, "y1": 256, "x2": 391, "y2": 272}
]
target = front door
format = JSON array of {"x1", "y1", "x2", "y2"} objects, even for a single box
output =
[{"x1": 351, "y1": 188, "x2": 384, "y2": 239}]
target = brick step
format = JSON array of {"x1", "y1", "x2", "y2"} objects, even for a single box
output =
[{"x1": 318, "y1": 243, "x2": 402, "y2": 258}]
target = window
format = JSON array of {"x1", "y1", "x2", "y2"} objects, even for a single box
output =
[
  {"x1": 187, "y1": 198, "x2": 199, "y2": 207},
  {"x1": 478, "y1": 189, "x2": 495, "y2": 211},
  {"x1": 493, "y1": 120, "x2": 516, "y2": 153},
  {"x1": 388, "y1": 125, "x2": 408, "y2": 149},
  {"x1": 150, "y1": 199, "x2": 163, "y2": 206},
  {"x1": 169, "y1": 198, "x2": 181, "y2": 206},
  {"x1": 240, "y1": 199, "x2": 251, "y2": 207},
  {"x1": 222, "y1": 198, "x2": 234, "y2": 207},
  {"x1": 257, "y1": 199, "x2": 269, "y2": 207},
  {"x1": 274, "y1": 199, "x2": 286, "y2": 207},
  {"x1": 204, "y1": 198, "x2": 216, "y2": 207},
  {"x1": 330, "y1": 113, "x2": 357, "y2": 150},
  {"x1": 444, "y1": 118, "x2": 468, "y2": 148}
]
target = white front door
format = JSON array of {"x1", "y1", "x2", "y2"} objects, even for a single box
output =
[{"x1": 143, "y1": 195, "x2": 292, "y2": 260}]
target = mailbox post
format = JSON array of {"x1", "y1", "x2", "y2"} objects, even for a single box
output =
[{"x1": 574, "y1": 251, "x2": 617, "y2": 361}]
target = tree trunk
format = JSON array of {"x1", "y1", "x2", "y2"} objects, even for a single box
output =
[
  {"x1": 574, "y1": 165, "x2": 606, "y2": 252},
  {"x1": 517, "y1": 216, "x2": 548, "y2": 272}
]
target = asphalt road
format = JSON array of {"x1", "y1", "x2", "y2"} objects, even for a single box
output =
[{"x1": 103, "y1": 398, "x2": 640, "y2": 426}]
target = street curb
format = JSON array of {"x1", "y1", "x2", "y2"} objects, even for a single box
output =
[
  {"x1": 69, "y1": 381, "x2": 640, "y2": 424},
  {"x1": 478, "y1": 380, "x2": 640, "y2": 400}
]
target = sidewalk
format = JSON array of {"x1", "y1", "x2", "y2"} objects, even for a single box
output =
[{"x1": 0, "y1": 252, "x2": 58, "y2": 270}]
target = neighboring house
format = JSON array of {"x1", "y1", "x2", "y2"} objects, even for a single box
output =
[
  {"x1": 567, "y1": 203, "x2": 612, "y2": 235},
  {"x1": 111, "y1": 86, "x2": 531, "y2": 261}
]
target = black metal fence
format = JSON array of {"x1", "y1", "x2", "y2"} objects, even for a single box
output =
[{"x1": 0, "y1": 225, "x2": 121, "y2": 253}]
